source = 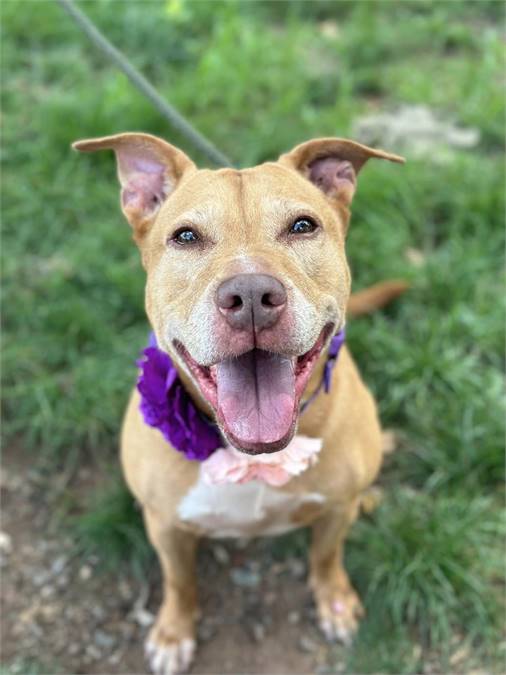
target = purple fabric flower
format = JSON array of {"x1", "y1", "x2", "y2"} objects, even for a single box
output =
[
  {"x1": 300, "y1": 328, "x2": 346, "y2": 413},
  {"x1": 136, "y1": 329, "x2": 345, "y2": 461},
  {"x1": 136, "y1": 339, "x2": 222, "y2": 461},
  {"x1": 324, "y1": 328, "x2": 346, "y2": 393}
]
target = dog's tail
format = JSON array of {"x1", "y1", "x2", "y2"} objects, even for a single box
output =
[{"x1": 347, "y1": 280, "x2": 409, "y2": 317}]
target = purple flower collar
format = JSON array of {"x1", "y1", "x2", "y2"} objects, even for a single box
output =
[
  {"x1": 137, "y1": 330, "x2": 345, "y2": 461},
  {"x1": 136, "y1": 333, "x2": 221, "y2": 461}
]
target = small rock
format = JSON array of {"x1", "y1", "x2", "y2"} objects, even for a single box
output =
[
  {"x1": 315, "y1": 666, "x2": 330, "y2": 675},
  {"x1": 108, "y1": 650, "x2": 124, "y2": 665},
  {"x1": 40, "y1": 603, "x2": 59, "y2": 620},
  {"x1": 68, "y1": 642, "x2": 81, "y2": 656},
  {"x1": 298, "y1": 635, "x2": 318, "y2": 653},
  {"x1": 56, "y1": 572, "x2": 69, "y2": 588},
  {"x1": 230, "y1": 567, "x2": 261, "y2": 588},
  {"x1": 79, "y1": 564, "x2": 93, "y2": 581},
  {"x1": 32, "y1": 569, "x2": 50, "y2": 587},
  {"x1": 51, "y1": 555, "x2": 68, "y2": 575},
  {"x1": 212, "y1": 544, "x2": 230, "y2": 565},
  {"x1": 85, "y1": 644, "x2": 102, "y2": 661},
  {"x1": 40, "y1": 584, "x2": 56, "y2": 599},
  {"x1": 251, "y1": 622, "x2": 265, "y2": 642},
  {"x1": 118, "y1": 578, "x2": 132, "y2": 600},
  {"x1": 21, "y1": 543, "x2": 36, "y2": 557},
  {"x1": 0, "y1": 531, "x2": 12, "y2": 554},
  {"x1": 91, "y1": 605, "x2": 106, "y2": 622},
  {"x1": 64, "y1": 606, "x2": 78, "y2": 620},
  {"x1": 288, "y1": 610, "x2": 300, "y2": 624},
  {"x1": 288, "y1": 558, "x2": 306, "y2": 579},
  {"x1": 131, "y1": 607, "x2": 155, "y2": 627},
  {"x1": 94, "y1": 629, "x2": 116, "y2": 650}
]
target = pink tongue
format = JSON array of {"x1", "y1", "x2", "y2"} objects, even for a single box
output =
[{"x1": 216, "y1": 350, "x2": 296, "y2": 447}]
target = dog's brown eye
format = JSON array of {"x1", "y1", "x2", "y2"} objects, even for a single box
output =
[
  {"x1": 290, "y1": 217, "x2": 318, "y2": 235},
  {"x1": 172, "y1": 228, "x2": 199, "y2": 245}
]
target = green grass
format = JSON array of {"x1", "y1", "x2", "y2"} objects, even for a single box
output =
[
  {"x1": 0, "y1": 659, "x2": 62, "y2": 675},
  {"x1": 74, "y1": 479, "x2": 154, "y2": 577},
  {"x1": 2, "y1": 1, "x2": 504, "y2": 672},
  {"x1": 347, "y1": 491, "x2": 504, "y2": 668}
]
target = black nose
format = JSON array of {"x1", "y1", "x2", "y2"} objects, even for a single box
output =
[{"x1": 216, "y1": 273, "x2": 287, "y2": 331}]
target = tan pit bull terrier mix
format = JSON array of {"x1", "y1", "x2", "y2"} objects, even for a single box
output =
[{"x1": 73, "y1": 133, "x2": 405, "y2": 674}]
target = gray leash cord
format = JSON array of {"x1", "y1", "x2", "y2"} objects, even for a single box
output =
[{"x1": 57, "y1": 0, "x2": 233, "y2": 168}]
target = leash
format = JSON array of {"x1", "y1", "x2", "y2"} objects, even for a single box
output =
[{"x1": 57, "y1": 0, "x2": 233, "y2": 168}]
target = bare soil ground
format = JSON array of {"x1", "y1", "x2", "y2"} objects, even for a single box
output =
[{"x1": 1, "y1": 445, "x2": 341, "y2": 674}]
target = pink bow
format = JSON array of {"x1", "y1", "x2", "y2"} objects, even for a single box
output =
[{"x1": 201, "y1": 436, "x2": 322, "y2": 487}]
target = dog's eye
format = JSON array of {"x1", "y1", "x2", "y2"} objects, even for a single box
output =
[
  {"x1": 172, "y1": 228, "x2": 199, "y2": 245},
  {"x1": 289, "y1": 217, "x2": 318, "y2": 235}
]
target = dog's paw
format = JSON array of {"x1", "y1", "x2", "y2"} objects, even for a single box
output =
[
  {"x1": 316, "y1": 589, "x2": 364, "y2": 646},
  {"x1": 145, "y1": 633, "x2": 196, "y2": 675}
]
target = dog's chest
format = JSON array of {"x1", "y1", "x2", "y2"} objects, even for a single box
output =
[{"x1": 177, "y1": 473, "x2": 326, "y2": 538}]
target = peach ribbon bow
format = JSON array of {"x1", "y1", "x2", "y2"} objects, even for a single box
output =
[{"x1": 201, "y1": 435, "x2": 323, "y2": 487}]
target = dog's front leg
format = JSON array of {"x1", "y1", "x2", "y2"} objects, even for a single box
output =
[
  {"x1": 143, "y1": 506, "x2": 200, "y2": 675},
  {"x1": 309, "y1": 499, "x2": 364, "y2": 645}
]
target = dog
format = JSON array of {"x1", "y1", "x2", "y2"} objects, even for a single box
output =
[{"x1": 73, "y1": 133, "x2": 404, "y2": 674}]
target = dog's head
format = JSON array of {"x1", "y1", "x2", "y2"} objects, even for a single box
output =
[{"x1": 74, "y1": 133, "x2": 403, "y2": 454}]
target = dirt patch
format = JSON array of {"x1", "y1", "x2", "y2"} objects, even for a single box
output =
[{"x1": 1, "y1": 446, "x2": 341, "y2": 674}]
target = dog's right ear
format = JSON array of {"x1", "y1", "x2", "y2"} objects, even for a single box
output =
[
  {"x1": 72, "y1": 133, "x2": 196, "y2": 240},
  {"x1": 278, "y1": 138, "x2": 404, "y2": 208}
]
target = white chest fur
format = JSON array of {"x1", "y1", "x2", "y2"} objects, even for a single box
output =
[{"x1": 177, "y1": 473, "x2": 326, "y2": 538}]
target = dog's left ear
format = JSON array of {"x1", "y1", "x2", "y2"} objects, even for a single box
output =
[{"x1": 278, "y1": 138, "x2": 404, "y2": 207}]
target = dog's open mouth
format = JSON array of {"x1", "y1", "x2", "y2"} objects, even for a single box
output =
[{"x1": 175, "y1": 325, "x2": 333, "y2": 454}]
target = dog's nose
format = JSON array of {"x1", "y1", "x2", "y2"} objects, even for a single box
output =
[{"x1": 216, "y1": 274, "x2": 287, "y2": 331}]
